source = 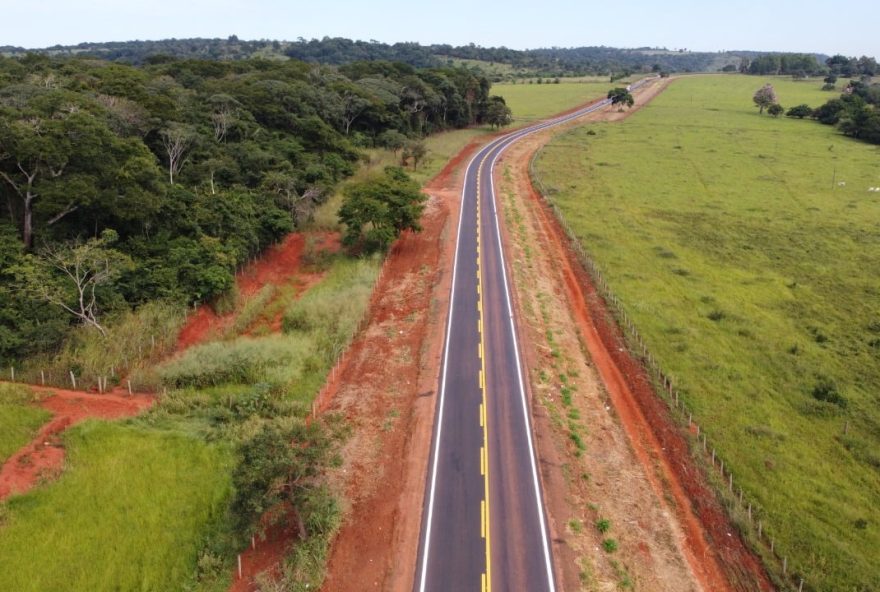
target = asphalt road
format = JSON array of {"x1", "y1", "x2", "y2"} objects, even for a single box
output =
[{"x1": 415, "y1": 79, "x2": 653, "y2": 592}]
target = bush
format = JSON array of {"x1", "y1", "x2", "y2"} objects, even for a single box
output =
[
  {"x1": 596, "y1": 518, "x2": 611, "y2": 533},
  {"x1": 602, "y1": 538, "x2": 618, "y2": 553},
  {"x1": 811, "y1": 377, "x2": 848, "y2": 409},
  {"x1": 786, "y1": 104, "x2": 813, "y2": 119},
  {"x1": 767, "y1": 103, "x2": 784, "y2": 117}
]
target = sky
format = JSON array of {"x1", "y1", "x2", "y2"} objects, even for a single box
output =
[{"x1": 2, "y1": 0, "x2": 878, "y2": 58}]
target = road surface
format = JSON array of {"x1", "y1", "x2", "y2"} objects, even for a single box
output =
[{"x1": 415, "y1": 79, "x2": 653, "y2": 592}]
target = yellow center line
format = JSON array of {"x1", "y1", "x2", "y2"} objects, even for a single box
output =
[{"x1": 476, "y1": 151, "x2": 492, "y2": 592}]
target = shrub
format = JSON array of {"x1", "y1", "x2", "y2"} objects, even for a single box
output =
[
  {"x1": 707, "y1": 310, "x2": 725, "y2": 321},
  {"x1": 602, "y1": 538, "x2": 618, "y2": 553},
  {"x1": 811, "y1": 377, "x2": 848, "y2": 408},
  {"x1": 596, "y1": 518, "x2": 611, "y2": 533},
  {"x1": 786, "y1": 104, "x2": 814, "y2": 119},
  {"x1": 768, "y1": 103, "x2": 785, "y2": 117}
]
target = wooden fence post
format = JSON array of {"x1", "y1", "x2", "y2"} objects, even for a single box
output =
[{"x1": 70, "y1": 371, "x2": 76, "y2": 389}]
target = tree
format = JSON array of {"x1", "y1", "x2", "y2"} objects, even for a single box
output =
[
  {"x1": 338, "y1": 166, "x2": 426, "y2": 251},
  {"x1": 753, "y1": 84, "x2": 777, "y2": 114},
  {"x1": 18, "y1": 229, "x2": 133, "y2": 336},
  {"x1": 378, "y1": 129, "x2": 407, "y2": 155},
  {"x1": 159, "y1": 124, "x2": 194, "y2": 184},
  {"x1": 767, "y1": 103, "x2": 784, "y2": 117},
  {"x1": 608, "y1": 87, "x2": 634, "y2": 109},
  {"x1": 401, "y1": 140, "x2": 427, "y2": 170},
  {"x1": 231, "y1": 419, "x2": 334, "y2": 538},
  {"x1": 824, "y1": 74, "x2": 838, "y2": 85},
  {"x1": 786, "y1": 104, "x2": 813, "y2": 119},
  {"x1": 485, "y1": 96, "x2": 513, "y2": 129},
  {"x1": 206, "y1": 94, "x2": 241, "y2": 143}
]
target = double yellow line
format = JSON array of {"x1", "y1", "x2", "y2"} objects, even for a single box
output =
[{"x1": 476, "y1": 158, "x2": 492, "y2": 592}]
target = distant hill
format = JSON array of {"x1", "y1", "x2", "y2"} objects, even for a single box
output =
[{"x1": 0, "y1": 36, "x2": 833, "y2": 78}]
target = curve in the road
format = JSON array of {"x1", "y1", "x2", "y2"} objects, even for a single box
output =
[{"x1": 415, "y1": 78, "x2": 655, "y2": 592}]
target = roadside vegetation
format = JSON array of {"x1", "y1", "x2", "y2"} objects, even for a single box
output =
[{"x1": 534, "y1": 74, "x2": 880, "y2": 590}]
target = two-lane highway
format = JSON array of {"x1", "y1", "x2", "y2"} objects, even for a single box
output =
[{"x1": 415, "y1": 79, "x2": 653, "y2": 592}]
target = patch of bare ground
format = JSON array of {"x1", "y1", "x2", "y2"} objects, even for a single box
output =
[
  {"x1": 318, "y1": 139, "x2": 490, "y2": 592},
  {"x1": 493, "y1": 78, "x2": 772, "y2": 591},
  {"x1": 0, "y1": 386, "x2": 154, "y2": 501}
]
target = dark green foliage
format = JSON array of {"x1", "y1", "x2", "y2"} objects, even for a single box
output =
[
  {"x1": 231, "y1": 419, "x2": 333, "y2": 535},
  {"x1": 747, "y1": 53, "x2": 822, "y2": 75},
  {"x1": 607, "y1": 87, "x2": 634, "y2": 108},
  {"x1": 485, "y1": 95, "x2": 513, "y2": 129},
  {"x1": 786, "y1": 104, "x2": 814, "y2": 118},
  {"x1": 810, "y1": 82, "x2": 880, "y2": 144},
  {"x1": 767, "y1": 103, "x2": 784, "y2": 117},
  {"x1": 338, "y1": 166, "x2": 427, "y2": 252},
  {"x1": 0, "y1": 53, "x2": 487, "y2": 362}
]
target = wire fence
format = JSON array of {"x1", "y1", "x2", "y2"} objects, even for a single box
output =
[{"x1": 528, "y1": 147, "x2": 810, "y2": 592}]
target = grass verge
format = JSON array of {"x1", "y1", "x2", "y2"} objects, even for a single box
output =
[{"x1": 534, "y1": 73, "x2": 880, "y2": 591}]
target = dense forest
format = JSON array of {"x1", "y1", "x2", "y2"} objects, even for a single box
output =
[
  {"x1": 0, "y1": 54, "x2": 493, "y2": 365},
  {"x1": 1, "y1": 36, "x2": 844, "y2": 77}
]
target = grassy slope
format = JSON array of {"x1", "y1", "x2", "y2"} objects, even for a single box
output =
[
  {"x1": 0, "y1": 421, "x2": 232, "y2": 592},
  {"x1": 535, "y1": 75, "x2": 880, "y2": 590},
  {"x1": 0, "y1": 384, "x2": 50, "y2": 464}
]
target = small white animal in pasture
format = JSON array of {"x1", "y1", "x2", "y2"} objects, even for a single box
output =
[{"x1": 837, "y1": 181, "x2": 846, "y2": 187}]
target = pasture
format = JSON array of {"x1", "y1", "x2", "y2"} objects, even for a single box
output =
[
  {"x1": 534, "y1": 74, "x2": 880, "y2": 590},
  {"x1": 0, "y1": 421, "x2": 232, "y2": 592},
  {"x1": 0, "y1": 384, "x2": 49, "y2": 464}
]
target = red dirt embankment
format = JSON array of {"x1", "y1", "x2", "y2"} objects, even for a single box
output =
[
  {"x1": 0, "y1": 386, "x2": 154, "y2": 501},
  {"x1": 176, "y1": 232, "x2": 339, "y2": 351}
]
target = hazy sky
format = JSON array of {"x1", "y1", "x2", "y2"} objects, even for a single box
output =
[{"x1": 3, "y1": 0, "x2": 878, "y2": 58}]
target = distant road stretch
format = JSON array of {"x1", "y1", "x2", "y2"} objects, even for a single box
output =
[{"x1": 415, "y1": 78, "x2": 655, "y2": 592}]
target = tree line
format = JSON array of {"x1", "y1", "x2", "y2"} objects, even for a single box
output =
[
  {"x1": 754, "y1": 80, "x2": 880, "y2": 144},
  {"x1": 741, "y1": 53, "x2": 877, "y2": 77},
  {"x1": 0, "y1": 53, "x2": 495, "y2": 364},
  {"x1": 5, "y1": 36, "x2": 857, "y2": 79}
]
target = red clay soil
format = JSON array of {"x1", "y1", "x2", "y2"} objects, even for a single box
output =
[
  {"x1": 0, "y1": 386, "x2": 154, "y2": 501},
  {"x1": 512, "y1": 138, "x2": 774, "y2": 591},
  {"x1": 175, "y1": 232, "x2": 340, "y2": 351},
  {"x1": 228, "y1": 504, "x2": 301, "y2": 592}
]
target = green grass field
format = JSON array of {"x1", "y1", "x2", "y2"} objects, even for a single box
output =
[
  {"x1": 0, "y1": 421, "x2": 232, "y2": 592},
  {"x1": 0, "y1": 384, "x2": 50, "y2": 464},
  {"x1": 534, "y1": 74, "x2": 880, "y2": 591},
  {"x1": 494, "y1": 79, "x2": 634, "y2": 122}
]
